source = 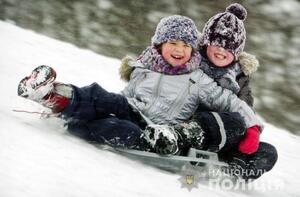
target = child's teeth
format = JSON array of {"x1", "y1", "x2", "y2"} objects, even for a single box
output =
[{"x1": 216, "y1": 54, "x2": 224, "y2": 59}]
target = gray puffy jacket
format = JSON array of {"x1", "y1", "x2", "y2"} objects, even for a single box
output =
[{"x1": 121, "y1": 60, "x2": 263, "y2": 129}]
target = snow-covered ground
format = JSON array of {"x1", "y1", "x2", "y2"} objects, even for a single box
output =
[{"x1": 0, "y1": 21, "x2": 299, "y2": 197}]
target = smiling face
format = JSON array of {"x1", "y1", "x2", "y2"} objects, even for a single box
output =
[
  {"x1": 206, "y1": 45, "x2": 234, "y2": 67},
  {"x1": 161, "y1": 40, "x2": 192, "y2": 67}
]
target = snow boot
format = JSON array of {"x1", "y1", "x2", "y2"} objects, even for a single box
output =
[
  {"x1": 143, "y1": 124, "x2": 179, "y2": 155},
  {"x1": 143, "y1": 121, "x2": 206, "y2": 155},
  {"x1": 18, "y1": 65, "x2": 73, "y2": 113},
  {"x1": 174, "y1": 121, "x2": 206, "y2": 151}
]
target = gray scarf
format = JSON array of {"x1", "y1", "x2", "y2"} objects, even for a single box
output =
[{"x1": 199, "y1": 57, "x2": 242, "y2": 94}]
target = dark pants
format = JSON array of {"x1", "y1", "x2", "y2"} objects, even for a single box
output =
[
  {"x1": 60, "y1": 83, "x2": 277, "y2": 180},
  {"x1": 60, "y1": 83, "x2": 146, "y2": 149},
  {"x1": 193, "y1": 111, "x2": 278, "y2": 180}
]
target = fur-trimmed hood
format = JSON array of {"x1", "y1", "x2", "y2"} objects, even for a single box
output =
[
  {"x1": 238, "y1": 51, "x2": 259, "y2": 76},
  {"x1": 119, "y1": 55, "x2": 136, "y2": 82},
  {"x1": 119, "y1": 51, "x2": 259, "y2": 82}
]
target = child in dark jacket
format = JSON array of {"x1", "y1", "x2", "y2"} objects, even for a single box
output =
[{"x1": 181, "y1": 3, "x2": 277, "y2": 180}]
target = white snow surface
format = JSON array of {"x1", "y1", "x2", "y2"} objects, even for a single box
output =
[{"x1": 0, "y1": 21, "x2": 300, "y2": 197}]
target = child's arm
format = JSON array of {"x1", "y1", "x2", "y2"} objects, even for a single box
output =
[
  {"x1": 197, "y1": 70, "x2": 263, "y2": 130},
  {"x1": 198, "y1": 71, "x2": 262, "y2": 154},
  {"x1": 236, "y1": 52, "x2": 260, "y2": 154}
]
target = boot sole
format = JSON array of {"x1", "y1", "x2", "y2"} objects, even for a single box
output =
[{"x1": 18, "y1": 65, "x2": 56, "y2": 98}]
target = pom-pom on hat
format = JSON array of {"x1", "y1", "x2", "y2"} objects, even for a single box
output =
[
  {"x1": 200, "y1": 3, "x2": 247, "y2": 58},
  {"x1": 151, "y1": 15, "x2": 199, "y2": 49}
]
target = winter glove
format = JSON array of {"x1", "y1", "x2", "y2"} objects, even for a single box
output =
[{"x1": 238, "y1": 125, "x2": 260, "y2": 154}]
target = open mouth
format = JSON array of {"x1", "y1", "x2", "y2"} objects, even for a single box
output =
[
  {"x1": 214, "y1": 53, "x2": 226, "y2": 60},
  {"x1": 171, "y1": 54, "x2": 183, "y2": 60}
]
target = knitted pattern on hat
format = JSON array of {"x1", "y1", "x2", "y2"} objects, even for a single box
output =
[
  {"x1": 151, "y1": 15, "x2": 199, "y2": 49},
  {"x1": 137, "y1": 46, "x2": 201, "y2": 75},
  {"x1": 200, "y1": 3, "x2": 247, "y2": 58}
]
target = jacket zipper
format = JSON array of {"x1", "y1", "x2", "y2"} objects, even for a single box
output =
[
  {"x1": 144, "y1": 74, "x2": 163, "y2": 116},
  {"x1": 168, "y1": 77, "x2": 194, "y2": 120}
]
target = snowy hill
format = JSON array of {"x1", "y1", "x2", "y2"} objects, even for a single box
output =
[{"x1": 0, "y1": 21, "x2": 300, "y2": 197}]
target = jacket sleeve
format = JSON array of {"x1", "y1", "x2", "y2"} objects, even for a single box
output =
[
  {"x1": 237, "y1": 73, "x2": 254, "y2": 108},
  {"x1": 197, "y1": 71, "x2": 263, "y2": 130}
]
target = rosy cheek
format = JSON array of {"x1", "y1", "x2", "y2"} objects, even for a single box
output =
[
  {"x1": 185, "y1": 54, "x2": 191, "y2": 62},
  {"x1": 162, "y1": 50, "x2": 170, "y2": 60}
]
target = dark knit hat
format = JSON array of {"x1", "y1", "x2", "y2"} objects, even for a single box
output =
[
  {"x1": 200, "y1": 3, "x2": 247, "y2": 58},
  {"x1": 151, "y1": 15, "x2": 199, "y2": 49}
]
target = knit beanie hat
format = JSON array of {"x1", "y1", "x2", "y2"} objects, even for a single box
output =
[
  {"x1": 151, "y1": 15, "x2": 199, "y2": 49},
  {"x1": 200, "y1": 3, "x2": 247, "y2": 58}
]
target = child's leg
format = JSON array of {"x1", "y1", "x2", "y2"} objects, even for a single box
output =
[
  {"x1": 142, "y1": 122, "x2": 207, "y2": 155},
  {"x1": 18, "y1": 66, "x2": 132, "y2": 121},
  {"x1": 66, "y1": 117, "x2": 149, "y2": 150},
  {"x1": 142, "y1": 111, "x2": 246, "y2": 155},
  {"x1": 18, "y1": 65, "x2": 71, "y2": 113},
  {"x1": 219, "y1": 142, "x2": 278, "y2": 180},
  {"x1": 143, "y1": 111, "x2": 246, "y2": 156},
  {"x1": 61, "y1": 83, "x2": 132, "y2": 121},
  {"x1": 193, "y1": 111, "x2": 246, "y2": 152}
]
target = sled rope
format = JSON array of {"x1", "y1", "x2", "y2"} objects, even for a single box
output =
[{"x1": 12, "y1": 109, "x2": 58, "y2": 118}]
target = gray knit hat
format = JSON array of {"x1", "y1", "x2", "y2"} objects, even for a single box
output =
[
  {"x1": 200, "y1": 3, "x2": 247, "y2": 58},
  {"x1": 151, "y1": 15, "x2": 199, "y2": 49}
]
